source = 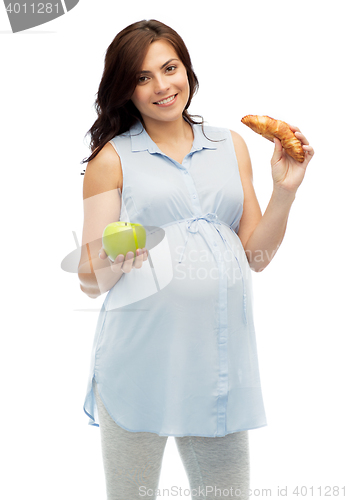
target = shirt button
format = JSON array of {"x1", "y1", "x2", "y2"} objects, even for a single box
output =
[{"x1": 193, "y1": 195, "x2": 196, "y2": 199}]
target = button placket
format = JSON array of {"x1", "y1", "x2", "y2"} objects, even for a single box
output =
[{"x1": 181, "y1": 154, "x2": 202, "y2": 214}]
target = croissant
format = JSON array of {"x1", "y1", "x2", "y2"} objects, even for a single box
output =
[{"x1": 241, "y1": 115, "x2": 305, "y2": 163}]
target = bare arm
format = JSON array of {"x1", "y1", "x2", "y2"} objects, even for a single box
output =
[
  {"x1": 77, "y1": 142, "x2": 147, "y2": 298},
  {"x1": 230, "y1": 129, "x2": 313, "y2": 272}
]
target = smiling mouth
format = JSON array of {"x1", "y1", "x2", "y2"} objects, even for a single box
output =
[{"x1": 153, "y1": 94, "x2": 178, "y2": 105}]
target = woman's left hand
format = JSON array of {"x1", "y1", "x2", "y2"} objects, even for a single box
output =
[{"x1": 271, "y1": 125, "x2": 315, "y2": 194}]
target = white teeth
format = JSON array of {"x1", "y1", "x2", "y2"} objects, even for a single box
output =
[{"x1": 155, "y1": 94, "x2": 176, "y2": 105}]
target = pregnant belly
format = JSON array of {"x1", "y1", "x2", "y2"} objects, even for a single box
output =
[{"x1": 168, "y1": 234, "x2": 245, "y2": 304}]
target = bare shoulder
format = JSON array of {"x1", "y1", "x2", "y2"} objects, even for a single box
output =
[
  {"x1": 83, "y1": 141, "x2": 123, "y2": 200},
  {"x1": 229, "y1": 130, "x2": 253, "y2": 181}
]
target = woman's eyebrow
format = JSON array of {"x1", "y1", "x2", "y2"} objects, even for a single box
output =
[{"x1": 140, "y1": 58, "x2": 179, "y2": 74}]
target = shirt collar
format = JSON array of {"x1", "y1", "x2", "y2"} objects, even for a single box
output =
[{"x1": 129, "y1": 120, "x2": 218, "y2": 154}]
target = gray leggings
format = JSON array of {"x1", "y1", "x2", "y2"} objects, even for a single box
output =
[{"x1": 93, "y1": 379, "x2": 250, "y2": 499}]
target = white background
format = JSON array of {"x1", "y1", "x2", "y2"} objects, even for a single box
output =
[{"x1": 1, "y1": 0, "x2": 348, "y2": 498}]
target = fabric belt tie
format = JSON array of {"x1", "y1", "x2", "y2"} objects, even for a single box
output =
[{"x1": 178, "y1": 212, "x2": 225, "y2": 264}]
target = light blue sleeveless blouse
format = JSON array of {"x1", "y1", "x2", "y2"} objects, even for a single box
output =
[{"x1": 83, "y1": 120, "x2": 267, "y2": 437}]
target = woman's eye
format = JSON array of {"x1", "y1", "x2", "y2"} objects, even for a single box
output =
[
  {"x1": 166, "y1": 65, "x2": 176, "y2": 72},
  {"x1": 138, "y1": 76, "x2": 149, "y2": 83}
]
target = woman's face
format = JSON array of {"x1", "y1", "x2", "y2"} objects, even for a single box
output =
[{"x1": 130, "y1": 39, "x2": 190, "y2": 127}]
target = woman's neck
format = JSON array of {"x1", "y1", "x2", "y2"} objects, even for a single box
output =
[{"x1": 141, "y1": 116, "x2": 193, "y2": 147}]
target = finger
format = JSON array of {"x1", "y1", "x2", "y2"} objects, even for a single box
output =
[
  {"x1": 121, "y1": 251, "x2": 136, "y2": 273},
  {"x1": 273, "y1": 136, "x2": 282, "y2": 147},
  {"x1": 303, "y1": 146, "x2": 314, "y2": 157},
  {"x1": 110, "y1": 254, "x2": 125, "y2": 273},
  {"x1": 142, "y1": 248, "x2": 148, "y2": 261},
  {"x1": 272, "y1": 136, "x2": 283, "y2": 156},
  {"x1": 99, "y1": 248, "x2": 108, "y2": 259},
  {"x1": 133, "y1": 248, "x2": 144, "y2": 269},
  {"x1": 294, "y1": 130, "x2": 309, "y2": 145},
  {"x1": 288, "y1": 124, "x2": 300, "y2": 133}
]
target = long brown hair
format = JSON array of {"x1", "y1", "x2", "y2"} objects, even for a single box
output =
[{"x1": 81, "y1": 19, "x2": 203, "y2": 166}]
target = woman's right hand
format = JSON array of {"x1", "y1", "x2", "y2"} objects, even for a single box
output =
[{"x1": 98, "y1": 247, "x2": 148, "y2": 273}]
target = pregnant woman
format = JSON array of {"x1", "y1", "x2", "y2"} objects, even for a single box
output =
[{"x1": 78, "y1": 19, "x2": 314, "y2": 500}]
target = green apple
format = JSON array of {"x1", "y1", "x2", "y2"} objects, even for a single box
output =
[{"x1": 102, "y1": 222, "x2": 147, "y2": 262}]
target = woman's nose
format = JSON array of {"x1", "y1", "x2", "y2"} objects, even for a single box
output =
[{"x1": 154, "y1": 75, "x2": 169, "y2": 94}]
